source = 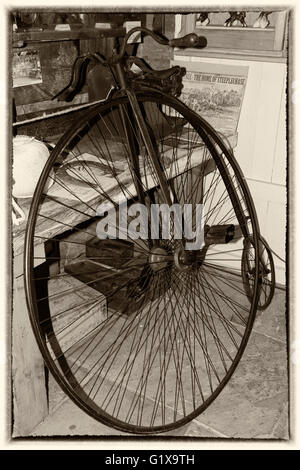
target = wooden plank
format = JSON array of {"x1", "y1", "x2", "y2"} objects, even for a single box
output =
[
  {"x1": 246, "y1": 179, "x2": 286, "y2": 285},
  {"x1": 14, "y1": 103, "x2": 93, "y2": 139},
  {"x1": 174, "y1": 48, "x2": 286, "y2": 62},
  {"x1": 12, "y1": 267, "x2": 48, "y2": 436},
  {"x1": 48, "y1": 279, "x2": 107, "y2": 356},
  {"x1": 13, "y1": 27, "x2": 126, "y2": 43},
  {"x1": 195, "y1": 27, "x2": 276, "y2": 51},
  {"x1": 271, "y1": 70, "x2": 287, "y2": 186},
  {"x1": 178, "y1": 13, "x2": 196, "y2": 38},
  {"x1": 15, "y1": 93, "x2": 89, "y2": 117},
  {"x1": 196, "y1": 25, "x2": 276, "y2": 31}
]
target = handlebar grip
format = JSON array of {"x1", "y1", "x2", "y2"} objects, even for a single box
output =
[{"x1": 169, "y1": 33, "x2": 207, "y2": 49}]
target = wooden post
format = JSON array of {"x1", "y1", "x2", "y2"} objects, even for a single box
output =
[
  {"x1": 273, "y1": 10, "x2": 288, "y2": 52},
  {"x1": 12, "y1": 250, "x2": 48, "y2": 436}
]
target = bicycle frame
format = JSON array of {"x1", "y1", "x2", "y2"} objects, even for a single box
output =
[{"x1": 54, "y1": 25, "x2": 257, "y2": 252}]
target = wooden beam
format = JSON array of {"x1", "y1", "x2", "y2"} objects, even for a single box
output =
[{"x1": 13, "y1": 27, "x2": 126, "y2": 43}]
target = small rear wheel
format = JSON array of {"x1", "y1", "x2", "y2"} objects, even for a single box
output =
[{"x1": 242, "y1": 236, "x2": 275, "y2": 311}]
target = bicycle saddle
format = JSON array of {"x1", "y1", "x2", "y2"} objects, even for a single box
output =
[{"x1": 127, "y1": 56, "x2": 184, "y2": 79}]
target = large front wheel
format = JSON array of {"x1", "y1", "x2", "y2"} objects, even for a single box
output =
[{"x1": 24, "y1": 90, "x2": 261, "y2": 434}]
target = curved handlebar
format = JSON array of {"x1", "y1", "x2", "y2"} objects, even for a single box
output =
[
  {"x1": 109, "y1": 27, "x2": 207, "y2": 64},
  {"x1": 169, "y1": 33, "x2": 207, "y2": 48},
  {"x1": 52, "y1": 27, "x2": 207, "y2": 101}
]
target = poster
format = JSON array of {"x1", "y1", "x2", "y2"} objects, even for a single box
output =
[{"x1": 12, "y1": 49, "x2": 42, "y2": 88}]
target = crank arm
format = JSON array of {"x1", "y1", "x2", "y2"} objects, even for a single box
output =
[{"x1": 204, "y1": 224, "x2": 243, "y2": 245}]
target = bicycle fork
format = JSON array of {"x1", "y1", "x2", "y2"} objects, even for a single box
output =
[{"x1": 125, "y1": 89, "x2": 174, "y2": 206}]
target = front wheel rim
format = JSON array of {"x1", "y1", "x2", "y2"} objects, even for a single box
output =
[{"x1": 24, "y1": 91, "x2": 261, "y2": 433}]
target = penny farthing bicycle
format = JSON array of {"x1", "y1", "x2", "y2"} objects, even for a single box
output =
[{"x1": 24, "y1": 27, "x2": 275, "y2": 434}]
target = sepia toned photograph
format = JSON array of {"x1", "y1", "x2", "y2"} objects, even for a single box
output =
[{"x1": 9, "y1": 6, "x2": 290, "y2": 443}]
